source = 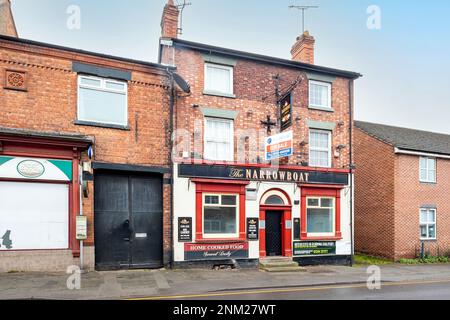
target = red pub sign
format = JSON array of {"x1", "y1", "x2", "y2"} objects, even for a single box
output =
[{"x1": 184, "y1": 242, "x2": 249, "y2": 261}]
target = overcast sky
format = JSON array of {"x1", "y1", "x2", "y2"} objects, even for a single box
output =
[{"x1": 10, "y1": 0, "x2": 450, "y2": 134}]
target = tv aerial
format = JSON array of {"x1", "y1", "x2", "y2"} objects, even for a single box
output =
[
  {"x1": 289, "y1": 5, "x2": 319, "y2": 34},
  {"x1": 175, "y1": 0, "x2": 192, "y2": 36}
]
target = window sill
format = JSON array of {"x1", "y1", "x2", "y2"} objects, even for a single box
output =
[
  {"x1": 74, "y1": 120, "x2": 130, "y2": 131},
  {"x1": 308, "y1": 106, "x2": 334, "y2": 113},
  {"x1": 195, "y1": 238, "x2": 247, "y2": 243},
  {"x1": 419, "y1": 181, "x2": 437, "y2": 185},
  {"x1": 420, "y1": 238, "x2": 437, "y2": 242},
  {"x1": 301, "y1": 236, "x2": 342, "y2": 241},
  {"x1": 203, "y1": 90, "x2": 236, "y2": 99}
]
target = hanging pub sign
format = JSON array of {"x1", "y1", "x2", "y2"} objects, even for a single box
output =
[
  {"x1": 279, "y1": 92, "x2": 293, "y2": 132},
  {"x1": 293, "y1": 241, "x2": 336, "y2": 257},
  {"x1": 265, "y1": 130, "x2": 294, "y2": 161},
  {"x1": 178, "y1": 217, "x2": 192, "y2": 242},
  {"x1": 179, "y1": 164, "x2": 349, "y2": 185},
  {"x1": 247, "y1": 218, "x2": 259, "y2": 240},
  {"x1": 184, "y1": 243, "x2": 249, "y2": 261}
]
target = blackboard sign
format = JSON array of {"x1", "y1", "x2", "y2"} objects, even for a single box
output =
[
  {"x1": 279, "y1": 92, "x2": 293, "y2": 132},
  {"x1": 293, "y1": 241, "x2": 336, "y2": 257},
  {"x1": 293, "y1": 218, "x2": 301, "y2": 240},
  {"x1": 178, "y1": 217, "x2": 192, "y2": 242},
  {"x1": 247, "y1": 218, "x2": 259, "y2": 240}
]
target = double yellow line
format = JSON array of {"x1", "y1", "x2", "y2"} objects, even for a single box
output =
[{"x1": 128, "y1": 278, "x2": 450, "y2": 300}]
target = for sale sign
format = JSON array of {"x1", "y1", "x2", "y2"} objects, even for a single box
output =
[{"x1": 265, "y1": 131, "x2": 293, "y2": 161}]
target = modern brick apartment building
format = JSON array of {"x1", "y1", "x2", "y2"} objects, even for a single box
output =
[
  {"x1": 0, "y1": 1, "x2": 173, "y2": 272},
  {"x1": 355, "y1": 121, "x2": 450, "y2": 260},
  {"x1": 160, "y1": 1, "x2": 361, "y2": 267}
]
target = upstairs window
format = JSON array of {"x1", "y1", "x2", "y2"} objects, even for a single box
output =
[
  {"x1": 204, "y1": 117, "x2": 234, "y2": 161},
  {"x1": 77, "y1": 75, "x2": 128, "y2": 126},
  {"x1": 309, "y1": 80, "x2": 332, "y2": 109},
  {"x1": 420, "y1": 208, "x2": 436, "y2": 240},
  {"x1": 204, "y1": 63, "x2": 234, "y2": 95},
  {"x1": 309, "y1": 129, "x2": 332, "y2": 168},
  {"x1": 420, "y1": 157, "x2": 436, "y2": 183}
]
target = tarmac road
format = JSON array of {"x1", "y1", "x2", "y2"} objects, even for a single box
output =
[{"x1": 132, "y1": 278, "x2": 450, "y2": 300}]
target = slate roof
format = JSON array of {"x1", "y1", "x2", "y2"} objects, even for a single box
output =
[{"x1": 355, "y1": 121, "x2": 450, "y2": 156}]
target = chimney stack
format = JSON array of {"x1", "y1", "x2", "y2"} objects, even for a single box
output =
[
  {"x1": 161, "y1": 0, "x2": 179, "y2": 39},
  {"x1": 291, "y1": 31, "x2": 315, "y2": 64},
  {"x1": 0, "y1": 0, "x2": 18, "y2": 37}
]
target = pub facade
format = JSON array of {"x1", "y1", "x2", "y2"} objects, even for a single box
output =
[{"x1": 160, "y1": 0, "x2": 361, "y2": 267}]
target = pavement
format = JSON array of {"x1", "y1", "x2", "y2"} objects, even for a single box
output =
[{"x1": 1, "y1": 264, "x2": 450, "y2": 300}]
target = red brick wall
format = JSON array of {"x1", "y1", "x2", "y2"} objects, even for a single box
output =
[
  {"x1": 354, "y1": 128, "x2": 396, "y2": 259},
  {"x1": 166, "y1": 46, "x2": 353, "y2": 169},
  {"x1": 394, "y1": 154, "x2": 450, "y2": 259},
  {"x1": 0, "y1": 38, "x2": 173, "y2": 263}
]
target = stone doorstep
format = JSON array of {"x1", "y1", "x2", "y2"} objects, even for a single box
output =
[{"x1": 259, "y1": 257, "x2": 307, "y2": 273}]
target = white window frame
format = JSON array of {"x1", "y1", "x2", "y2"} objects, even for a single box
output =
[
  {"x1": 204, "y1": 117, "x2": 234, "y2": 162},
  {"x1": 309, "y1": 129, "x2": 332, "y2": 168},
  {"x1": 204, "y1": 63, "x2": 234, "y2": 95},
  {"x1": 420, "y1": 208, "x2": 437, "y2": 240},
  {"x1": 306, "y1": 197, "x2": 335, "y2": 237},
  {"x1": 77, "y1": 75, "x2": 128, "y2": 126},
  {"x1": 202, "y1": 193, "x2": 239, "y2": 239},
  {"x1": 419, "y1": 157, "x2": 437, "y2": 183},
  {"x1": 309, "y1": 80, "x2": 332, "y2": 109}
]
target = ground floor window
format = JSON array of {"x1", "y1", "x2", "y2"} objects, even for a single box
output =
[
  {"x1": 420, "y1": 208, "x2": 436, "y2": 240},
  {"x1": 195, "y1": 180, "x2": 247, "y2": 241},
  {"x1": 203, "y1": 194, "x2": 238, "y2": 238},
  {"x1": 306, "y1": 197, "x2": 335, "y2": 236},
  {"x1": 300, "y1": 187, "x2": 342, "y2": 240}
]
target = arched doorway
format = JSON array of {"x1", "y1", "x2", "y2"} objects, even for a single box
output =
[{"x1": 259, "y1": 189, "x2": 292, "y2": 257}]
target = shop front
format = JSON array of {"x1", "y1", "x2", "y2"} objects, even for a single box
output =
[
  {"x1": 173, "y1": 162, "x2": 353, "y2": 268},
  {"x1": 0, "y1": 129, "x2": 91, "y2": 272}
]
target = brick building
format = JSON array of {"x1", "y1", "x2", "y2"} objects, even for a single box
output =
[
  {"x1": 160, "y1": 1, "x2": 361, "y2": 267},
  {"x1": 355, "y1": 121, "x2": 450, "y2": 260},
  {"x1": 0, "y1": 1, "x2": 173, "y2": 272}
]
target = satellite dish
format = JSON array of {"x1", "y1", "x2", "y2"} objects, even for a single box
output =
[{"x1": 173, "y1": 72, "x2": 191, "y2": 94}]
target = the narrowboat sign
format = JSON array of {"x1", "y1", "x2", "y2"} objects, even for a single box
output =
[
  {"x1": 279, "y1": 92, "x2": 293, "y2": 132},
  {"x1": 179, "y1": 164, "x2": 349, "y2": 185},
  {"x1": 184, "y1": 242, "x2": 249, "y2": 261},
  {"x1": 293, "y1": 241, "x2": 337, "y2": 257}
]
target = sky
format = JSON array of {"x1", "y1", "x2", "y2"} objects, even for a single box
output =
[{"x1": 10, "y1": 0, "x2": 450, "y2": 134}]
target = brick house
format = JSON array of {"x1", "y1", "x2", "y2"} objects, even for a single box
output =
[
  {"x1": 160, "y1": 1, "x2": 361, "y2": 267},
  {"x1": 0, "y1": 1, "x2": 173, "y2": 272},
  {"x1": 355, "y1": 121, "x2": 450, "y2": 260}
]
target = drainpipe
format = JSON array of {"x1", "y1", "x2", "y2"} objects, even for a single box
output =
[
  {"x1": 349, "y1": 79, "x2": 355, "y2": 266},
  {"x1": 168, "y1": 68, "x2": 175, "y2": 269}
]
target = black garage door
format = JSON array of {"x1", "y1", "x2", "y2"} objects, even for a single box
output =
[{"x1": 94, "y1": 171, "x2": 163, "y2": 270}]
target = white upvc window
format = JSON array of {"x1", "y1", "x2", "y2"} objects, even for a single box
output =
[
  {"x1": 420, "y1": 157, "x2": 436, "y2": 183},
  {"x1": 203, "y1": 194, "x2": 239, "y2": 239},
  {"x1": 420, "y1": 208, "x2": 436, "y2": 240},
  {"x1": 309, "y1": 129, "x2": 332, "y2": 168},
  {"x1": 204, "y1": 117, "x2": 234, "y2": 161},
  {"x1": 309, "y1": 80, "x2": 332, "y2": 109},
  {"x1": 204, "y1": 63, "x2": 234, "y2": 95},
  {"x1": 306, "y1": 197, "x2": 335, "y2": 237},
  {"x1": 77, "y1": 75, "x2": 128, "y2": 126}
]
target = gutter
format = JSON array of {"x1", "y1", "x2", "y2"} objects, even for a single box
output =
[
  {"x1": 172, "y1": 38, "x2": 362, "y2": 80},
  {"x1": 394, "y1": 147, "x2": 450, "y2": 159}
]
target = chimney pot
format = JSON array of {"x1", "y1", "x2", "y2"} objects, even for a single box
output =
[
  {"x1": 291, "y1": 31, "x2": 315, "y2": 64},
  {"x1": 161, "y1": 0, "x2": 180, "y2": 39},
  {"x1": 0, "y1": 0, "x2": 18, "y2": 37}
]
